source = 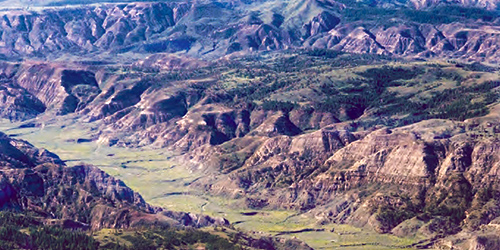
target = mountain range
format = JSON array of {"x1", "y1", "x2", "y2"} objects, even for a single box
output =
[
  {"x1": 0, "y1": 0, "x2": 499, "y2": 249},
  {"x1": 0, "y1": 0, "x2": 499, "y2": 62}
]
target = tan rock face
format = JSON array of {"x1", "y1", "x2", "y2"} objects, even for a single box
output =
[
  {"x1": 309, "y1": 119, "x2": 500, "y2": 195},
  {"x1": 309, "y1": 22, "x2": 500, "y2": 63},
  {"x1": 331, "y1": 27, "x2": 387, "y2": 55},
  {"x1": 3, "y1": 57, "x2": 498, "y2": 233},
  {"x1": 186, "y1": 115, "x2": 500, "y2": 237},
  {"x1": 12, "y1": 63, "x2": 101, "y2": 115},
  {"x1": 0, "y1": 1, "x2": 499, "y2": 239},
  {"x1": 0, "y1": 78, "x2": 46, "y2": 121},
  {"x1": 251, "y1": 113, "x2": 302, "y2": 137}
]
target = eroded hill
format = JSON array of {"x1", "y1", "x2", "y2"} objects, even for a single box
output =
[
  {"x1": 0, "y1": 0, "x2": 500, "y2": 249},
  {"x1": 0, "y1": 50, "x2": 499, "y2": 248},
  {"x1": 0, "y1": 0, "x2": 499, "y2": 62},
  {"x1": 0, "y1": 128, "x2": 314, "y2": 249}
]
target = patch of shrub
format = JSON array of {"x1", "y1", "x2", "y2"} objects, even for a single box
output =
[
  {"x1": 375, "y1": 206, "x2": 415, "y2": 232},
  {"x1": 261, "y1": 100, "x2": 298, "y2": 112}
]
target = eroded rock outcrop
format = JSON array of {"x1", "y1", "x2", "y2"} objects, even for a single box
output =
[
  {"x1": 1, "y1": 0, "x2": 499, "y2": 62},
  {"x1": 0, "y1": 78, "x2": 46, "y2": 121},
  {"x1": 12, "y1": 63, "x2": 101, "y2": 115},
  {"x1": 189, "y1": 114, "x2": 500, "y2": 242},
  {"x1": 0, "y1": 131, "x2": 229, "y2": 230}
]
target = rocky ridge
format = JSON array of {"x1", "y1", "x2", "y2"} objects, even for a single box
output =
[
  {"x1": 0, "y1": 0, "x2": 499, "y2": 248},
  {"x1": 0, "y1": 0, "x2": 499, "y2": 62},
  {"x1": 0, "y1": 130, "x2": 315, "y2": 249},
  {"x1": 0, "y1": 130, "x2": 232, "y2": 230}
]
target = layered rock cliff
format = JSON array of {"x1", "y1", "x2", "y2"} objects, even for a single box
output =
[
  {"x1": 0, "y1": 0, "x2": 499, "y2": 247},
  {"x1": 0, "y1": 0, "x2": 499, "y2": 62},
  {"x1": 0, "y1": 131, "x2": 232, "y2": 230}
]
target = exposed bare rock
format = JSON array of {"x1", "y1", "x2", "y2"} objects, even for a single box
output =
[
  {"x1": 303, "y1": 11, "x2": 340, "y2": 38},
  {"x1": 185, "y1": 114, "x2": 500, "y2": 239},
  {"x1": 11, "y1": 63, "x2": 101, "y2": 115},
  {"x1": 331, "y1": 27, "x2": 388, "y2": 55},
  {"x1": 91, "y1": 79, "x2": 149, "y2": 121},
  {"x1": 307, "y1": 22, "x2": 500, "y2": 63},
  {"x1": 410, "y1": 0, "x2": 500, "y2": 10},
  {"x1": 0, "y1": 1, "x2": 500, "y2": 245},
  {"x1": 391, "y1": 217, "x2": 426, "y2": 237},
  {"x1": 0, "y1": 131, "x2": 229, "y2": 230},
  {"x1": 351, "y1": 0, "x2": 500, "y2": 10},
  {"x1": 373, "y1": 25, "x2": 427, "y2": 55},
  {"x1": 192, "y1": 127, "x2": 359, "y2": 208},
  {"x1": 59, "y1": 69, "x2": 101, "y2": 115},
  {"x1": 251, "y1": 113, "x2": 302, "y2": 137},
  {"x1": 0, "y1": 0, "x2": 499, "y2": 62},
  {"x1": 289, "y1": 108, "x2": 340, "y2": 130},
  {"x1": 0, "y1": 78, "x2": 45, "y2": 121},
  {"x1": 0, "y1": 3, "x2": 180, "y2": 57},
  {"x1": 163, "y1": 105, "x2": 245, "y2": 151}
]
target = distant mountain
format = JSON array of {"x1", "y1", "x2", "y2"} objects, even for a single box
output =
[
  {"x1": 0, "y1": 0, "x2": 498, "y2": 62},
  {"x1": 350, "y1": 0, "x2": 500, "y2": 10},
  {"x1": 411, "y1": 0, "x2": 500, "y2": 10}
]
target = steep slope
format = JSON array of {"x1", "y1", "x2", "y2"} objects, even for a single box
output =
[
  {"x1": 0, "y1": 1, "x2": 500, "y2": 248},
  {"x1": 0, "y1": 78, "x2": 46, "y2": 121},
  {"x1": 349, "y1": 0, "x2": 500, "y2": 10},
  {"x1": 0, "y1": 129, "x2": 316, "y2": 249},
  {"x1": 410, "y1": 0, "x2": 500, "y2": 10},
  {"x1": 186, "y1": 110, "x2": 500, "y2": 248},
  {"x1": 73, "y1": 56, "x2": 498, "y2": 247},
  {"x1": 0, "y1": 0, "x2": 499, "y2": 62},
  {"x1": 0, "y1": 130, "x2": 236, "y2": 231},
  {"x1": 4, "y1": 62, "x2": 102, "y2": 116}
]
